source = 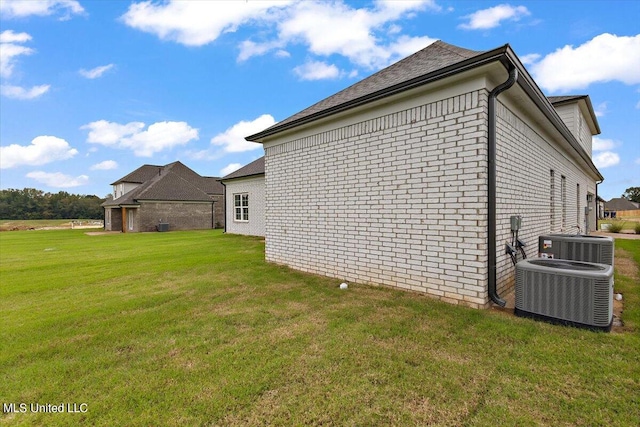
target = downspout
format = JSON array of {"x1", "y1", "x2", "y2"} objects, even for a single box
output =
[
  {"x1": 488, "y1": 64, "x2": 518, "y2": 307},
  {"x1": 595, "y1": 179, "x2": 603, "y2": 233},
  {"x1": 211, "y1": 201, "x2": 215, "y2": 229},
  {"x1": 221, "y1": 181, "x2": 227, "y2": 233}
]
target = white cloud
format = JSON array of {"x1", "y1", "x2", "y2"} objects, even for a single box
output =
[
  {"x1": 26, "y1": 171, "x2": 89, "y2": 188},
  {"x1": 0, "y1": 135, "x2": 78, "y2": 169},
  {"x1": 0, "y1": 30, "x2": 34, "y2": 78},
  {"x1": 459, "y1": 4, "x2": 530, "y2": 30},
  {"x1": 592, "y1": 137, "x2": 617, "y2": 152},
  {"x1": 90, "y1": 160, "x2": 118, "y2": 171},
  {"x1": 121, "y1": 0, "x2": 292, "y2": 46},
  {"x1": 529, "y1": 33, "x2": 640, "y2": 93},
  {"x1": 1, "y1": 84, "x2": 50, "y2": 99},
  {"x1": 121, "y1": 0, "x2": 439, "y2": 71},
  {"x1": 211, "y1": 114, "x2": 276, "y2": 153},
  {"x1": 594, "y1": 102, "x2": 608, "y2": 117},
  {"x1": 274, "y1": 1, "x2": 437, "y2": 69},
  {"x1": 0, "y1": 0, "x2": 84, "y2": 19},
  {"x1": 79, "y1": 64, "x2": 115, "y2": 79},
  {"x1": 0, "y1": 30, "x2": 51, "y2": 99},
  {"x1": 82, "y1": 120, "x2": 145, "y2": 145},
  {"x1": 0, "y1": 29, "x2": 31, "y2": 43},
  {"x1": 293, "y1": 60, "x2": 340, "y2": 81},
  {"x1": 82, "y1": 120, "x2": 199, "y2": 157},
  {"x1": 220, "y1": 163, "x2": 243, "y2": 176},
  {"x1": 520, "y1": 53, "x2": 541, "y2": 66},
  {"x1": 238, "y1": 39, "x2": 285, "y2": 62},
  {"x1": 592, "y1": 151, "x2": 620, "y2": 169},
  {"x1": 592, "y1": 137, "x2": 620, "y2": 169}
]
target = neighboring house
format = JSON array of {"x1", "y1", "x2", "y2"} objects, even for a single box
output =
[
  {"x1": 221, "y1": 157, "x2": 266, "y2": 237},
  {"x1": 102, "y1": 161, "x2": 224, "y2": 232},
  {"x1": 596, "y1": 195, "x2": 606, "y2": 219},
  {"x1": 246, "y1": 40, "x2": 603, "y2": 309},
  {"x1": 604, "y1": 197, "x2": 640, "y2": 218}
]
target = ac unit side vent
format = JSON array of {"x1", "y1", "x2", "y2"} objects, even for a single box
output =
[
  {"x1": 515, "y1": 258, "x2": 613, "y2": 331},
  {"x1": 538, "y1": 235, "x2": 614, "y2": 266}
]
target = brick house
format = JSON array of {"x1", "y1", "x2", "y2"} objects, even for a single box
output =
[
  {"x1": 102, "y1": 161, "x2": 224, "y2": 232},
  {"x1": 246, "y1": 41, "x2": 603, "y2": 308},
  {"x1": 221, "y1": 156, "x2": 266, "y2": 237}
]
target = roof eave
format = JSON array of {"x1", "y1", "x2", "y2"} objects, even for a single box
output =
[
  {"x1": 221, "y1": 172, "x2": 265, "y2": 182},
  {"x1": 246, "y1": 44, "x2": 511, "y2": 142}
]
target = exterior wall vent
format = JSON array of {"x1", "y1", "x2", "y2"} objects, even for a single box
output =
[
  {"x1": 538, "y1": 234, "x2": 614, "y2": 265},
  {"x1": 515, "y1": 258, "x2": 613, "y2": 331}
]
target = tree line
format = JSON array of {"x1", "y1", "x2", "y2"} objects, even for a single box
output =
[{"x1": 0, "y1": 188, "x2": 105, "y2": 220}]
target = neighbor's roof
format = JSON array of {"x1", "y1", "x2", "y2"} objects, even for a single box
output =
[
  {"x1": 221, "y1": 157, "x2": 265, "y2": 181},
  {"x1": 111, "y1": 164, "x2": 164, "y2": 185},
  {"x1": 102, "y1": 161, "x2": 222, "y2": 207},
  {"x1": 247, "y1": 40, "x2": 488, "y2": 141},
  {"x1": 605, "y1": 197, "x2": 640, "y2": 211}
]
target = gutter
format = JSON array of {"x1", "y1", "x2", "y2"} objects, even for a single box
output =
[{"x1": 488, "y1": 64, "x2": 519, "y2": 307}]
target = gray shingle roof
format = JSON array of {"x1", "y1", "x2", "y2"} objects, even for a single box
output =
[
  {"x1": 110, "y1": 164, "x2": 164, "y2": 185},
  {"x1": 605, "y1": 197, "x2": 640, "y2": 211},
  {"x1": 221, "y1": 157, "x2": 265, "y2": 180},
  {"x1": 247, "y1": 40, "x2": 490, "y2": 141},
  {"x1": 102, "y1": 161, "x2": 222, "y2": 207}
]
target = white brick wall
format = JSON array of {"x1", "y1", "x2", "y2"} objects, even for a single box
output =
[
  {"x1": 224, "y1": 175, "x2": 266, "y2": 237},
  {"x1": 265, "y1": 90, "x2": 490, "y2": 308},
  {"x1": 494, "y1": 100, "x2": 597, "y2": 294},
  {"x1": 262, "y1": 87, "x2": 598, "y2": 308}
]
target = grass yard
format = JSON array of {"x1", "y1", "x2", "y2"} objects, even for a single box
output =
[{"x1": 1, "y1": 230, "x2": 639, "y2": 426}]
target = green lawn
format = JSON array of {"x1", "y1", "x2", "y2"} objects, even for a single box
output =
[{"x1": 1, "y1": 230, "x2": 639, "y2": 426}]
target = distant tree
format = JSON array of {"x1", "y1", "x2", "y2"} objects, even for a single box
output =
[
  {"x1": 0, "y1": 188, "x2": 105, "y2": 219},
  {"x1": 622, "y1": 187, "x2": 640, "y2": 203}
]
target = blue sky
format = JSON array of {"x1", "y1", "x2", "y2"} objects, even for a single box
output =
[{"x1": 1, "y1": 0, "x2": 638, "y2": 200}]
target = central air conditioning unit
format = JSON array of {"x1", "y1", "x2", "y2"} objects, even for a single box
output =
[
  {"x1": 538, "y1": 234, "x2": 614, "y2": 265},
  {"x1": 515, "y1": 258, "x2": 613, "y2": 331}
]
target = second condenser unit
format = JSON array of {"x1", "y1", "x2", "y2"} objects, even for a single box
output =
[{"x1": 538, "y1": 234, "x2": 614, "y2": 265}]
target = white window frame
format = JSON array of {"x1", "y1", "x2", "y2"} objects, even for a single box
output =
[{"x1": 234, "y1": 193, "x2": 249, "y2": 222}]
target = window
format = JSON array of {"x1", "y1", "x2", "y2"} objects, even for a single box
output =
[
  {"x1": 561, "y1": 175, "x2": 567, "y2": 230},
  {"x1": 550, "y1": 170, "x2": 555, "y2": 228},
  {"x1": 576, "y1": 184, "x2": 581, "y2": 227},
  {"x1": 234, "y1": 193, "x2": 249, "y2": 221}
]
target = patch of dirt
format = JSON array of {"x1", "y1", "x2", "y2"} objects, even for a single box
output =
[{"x1": 612, "y1": 247, "x2": 638, "y2": 332}]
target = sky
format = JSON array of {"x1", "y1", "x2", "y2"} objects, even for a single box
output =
[{"x1": 0, "y1": 0, "x2": 638, "y2": 201}]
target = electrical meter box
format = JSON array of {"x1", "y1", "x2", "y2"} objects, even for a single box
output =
[{"x1": 510, "y1": 215, "x2": 522, "y2": 231}]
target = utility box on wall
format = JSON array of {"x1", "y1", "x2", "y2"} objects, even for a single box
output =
[{"x1": 157, "y1": 223, "x2": 169, "y2": 232}]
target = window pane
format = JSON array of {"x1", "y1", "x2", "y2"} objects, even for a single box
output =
[
  {"x1": 243, "y1": 208, "x2": 249, "y2": 221},
  {"x1": 242, "y1": 194, "x2": 249, "y2": 206},
  {"x1": 235, "y1": 208, "x2": 241, "y2": 220},
  {"x1": 234, "y1": 194, "x2": 241, "y2": 207}
]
